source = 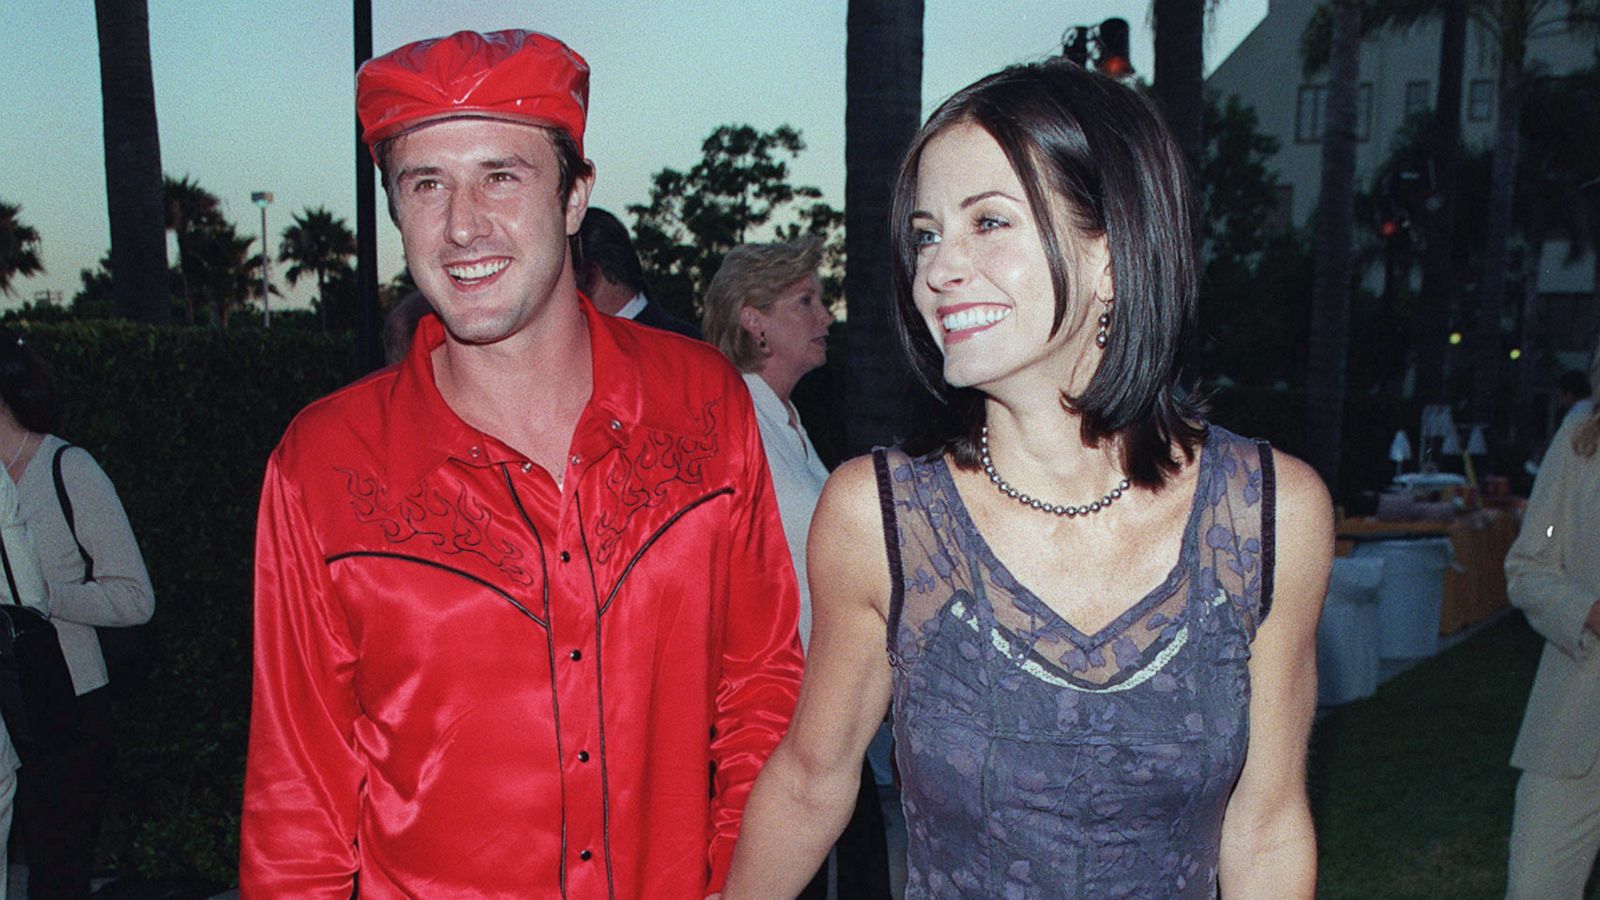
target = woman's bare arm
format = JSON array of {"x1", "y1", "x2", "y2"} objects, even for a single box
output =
[
  {"x1": 1217, "y1": 449, "x2": 1332, "y2": 899},
  {"x1": 722, "y1": 456, "x2": 896, "y2": 899}
]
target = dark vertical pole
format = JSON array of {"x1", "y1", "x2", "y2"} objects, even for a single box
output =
[
  {"x1": 844, "y1": 0, "x2": 923, "y2": 454},
  {"x1": 1414, "y1": 0, "x2": 1467, "y2": 407},
  {"x1": 94, "y1": 0, "x2": 170, "y2": 324},
  {"x1": 1305, "y1": 0, "x2": 1362, "y2": 496},
  {"x1": 355, "y1": 0, "x2": 380, "y2": 371}
]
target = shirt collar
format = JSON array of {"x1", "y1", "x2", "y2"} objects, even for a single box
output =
[
  {"x1": 383, "y1": 295, "x2": 690, "y2": 493},
  {"x1": 741, "y1": 371, "x2": 790, "y2": 423},
  {"x1": 615, "y1": 292, "x2": 648, "y2": 320}
]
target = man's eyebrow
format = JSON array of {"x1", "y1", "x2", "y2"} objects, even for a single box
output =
[
  {"x1": 479, "y1": 155, "x2": 537, "y2": 170},
  {"x1": 393, "y1": 164, "x2": 441, "y2": 182}
]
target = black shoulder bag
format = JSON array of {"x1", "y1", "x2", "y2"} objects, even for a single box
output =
[{"x1": 0, "y1": 513, "x2": 77, "y2": 755}]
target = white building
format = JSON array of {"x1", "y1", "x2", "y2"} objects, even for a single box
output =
[{"x1": 1207, "y1": 0, "x2": 1598, "y2": 368}]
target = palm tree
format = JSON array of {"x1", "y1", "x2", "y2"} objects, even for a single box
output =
[
  {"x1": 844, "y1": 0, "x2": 924, "y2": 454},
  {"x1": 164, "y1": 175, "x2": 222, "y2": 324},
  {"x1": 0, "y1": 202, "x2": 44, "y2": 297},
  {"x1": 1414, "y1": 0, "x2": 1469, "y2": 407},
  {"x1": 1303, "y1": 0, "x2": 1364, "y2": 492},
  {"x1": 94, "y1": 0, "x2": 169, "y2": 323},
  {"x1": 278, "y1": 206, "x2": 356, "y2": 331}
]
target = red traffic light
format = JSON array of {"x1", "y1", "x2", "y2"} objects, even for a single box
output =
[
  {"x1": 1094, "y1": 18, "x2": 1134, "y2": 77},
  {"x1": 1099, "y1": 55, "x2": 1133, "y2": 77}
]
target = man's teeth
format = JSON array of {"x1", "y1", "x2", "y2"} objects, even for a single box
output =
[
  {"x1": 942, "y1": 307, "x2": 1010, "y2": 332},
  {"x1": 446, "y1": 259, "x2": 509, "y2": 280}
]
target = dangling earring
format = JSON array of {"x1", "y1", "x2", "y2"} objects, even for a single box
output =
[{"x1": 1095, "y1": 298, "x2": 1114, "y2": 349}]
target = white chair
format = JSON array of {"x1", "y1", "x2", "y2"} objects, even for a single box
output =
[
  {"x1": 1351, "y1": 537, "x2": 1455, "y2": 659},
  {"x1": 1316, "y1": 556, "x2": 1385, "y2": 706}
]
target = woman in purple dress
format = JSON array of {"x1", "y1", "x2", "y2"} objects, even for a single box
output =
[{"x1": 724, "y1": 61, "x2": 1331, "y2": 899}]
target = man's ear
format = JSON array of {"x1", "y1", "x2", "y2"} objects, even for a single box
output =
[{"x1": 564, "y1": 162, "x2": 596, "y2": 237}]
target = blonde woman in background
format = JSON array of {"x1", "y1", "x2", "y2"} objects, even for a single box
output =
[
  {"x1": 1505, "y1": 340, "x2": 1600, "y2": 899},
  {"x1": 704, "y1": 239, "x2": 892, "y2": 898},
  {"x1": 703, "y1": 238, "x2": 835, "y2": 652}
]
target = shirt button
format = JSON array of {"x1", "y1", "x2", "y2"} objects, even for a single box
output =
[
  {"x1": 579, "y1": 850, "x2": 592, "y2": 861},
  {"x1": 569, "y1": 649, "x2": 582, "y2": 661},
  {"x1": 570, "y1": 453, "x2": 582, "y2": 467},
  {"x1": 521, "y1": 462, "x2": 532, "y2": 473},
  {"x1": 577, "y1": 750, "x2": 590, "y2": 763},
  {"x1": 559, "y1": 551, "x2": 571, "y2": 563},
  {"x1": 608, "y1": 418, "x2": 621, "y2": 431},
  {"x1": 469, "y1": 446, "x2": 482, "y2": 458}
]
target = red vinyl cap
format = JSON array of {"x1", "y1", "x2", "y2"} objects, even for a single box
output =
[{"x1": 357, "y1": 30, "x2": 590, "y2": 155}]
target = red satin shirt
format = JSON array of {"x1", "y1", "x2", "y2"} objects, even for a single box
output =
[{"x1": 240, "y1": 303, "x2": 804, "y2": 898}]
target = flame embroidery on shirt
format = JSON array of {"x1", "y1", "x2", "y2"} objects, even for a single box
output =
[
  {"x1": 592, "y1": 400, "x2": 721, "y2": 563},
  {"x1": 338, "y1": 467, "x2": 535, "y2": 587}
]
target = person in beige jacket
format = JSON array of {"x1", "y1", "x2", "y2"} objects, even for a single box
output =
[{"x1": 1505, "y1": 343, "x2": 1600, "y2": 899}]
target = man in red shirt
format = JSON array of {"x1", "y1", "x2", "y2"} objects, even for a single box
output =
[{"x1": 239, "y1": 30, "x2": 804, "y2": 898}]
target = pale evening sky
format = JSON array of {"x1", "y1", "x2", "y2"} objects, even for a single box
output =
[{"x1": 1, "y1": 1, "x2": 1267, "y2": 310}]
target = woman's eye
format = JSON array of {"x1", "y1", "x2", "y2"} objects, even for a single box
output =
[
  {"x1": 976, "y1": 215, "x2": 1008, "y2": 232},
  {"x1": 913, "y1": 229, "x2": 940, "y2": 249}
]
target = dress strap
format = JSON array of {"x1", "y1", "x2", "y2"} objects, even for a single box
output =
[
  {"x1": 1256, "y1": 439, "x2": 1277, "y2": 626},
  {"x1": 871, "y1": 448, "x2": 906, "y2": 657}
]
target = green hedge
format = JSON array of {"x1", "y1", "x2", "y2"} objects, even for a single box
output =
[{"x1": 18, "y1": 321, "x2": 363, "y2": 886}]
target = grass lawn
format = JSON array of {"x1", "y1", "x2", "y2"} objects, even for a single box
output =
[{"x1": 1311, "y1": 612, "x2": 1599, "y2": 899}]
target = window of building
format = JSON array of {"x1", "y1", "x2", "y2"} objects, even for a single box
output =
[
  {"x1": 1468, "y1": 79, "x2": 1495, "y2": 122},
  {"x1": 1294, "y1": 83, "x2": 1375, "y2": 143},
  {"x1": 1406, "y1": 80, "x2": 1431, "y2": 116}
]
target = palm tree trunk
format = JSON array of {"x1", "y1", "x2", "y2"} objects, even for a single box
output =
[
  {"x1": 844, "y1": 0, "x2": 923, "y2": 454},
  {"x1": 1305, "y1": 0, "x2": 1363, "y2": 494},
  {"x1": 1415, "y1": 0, "x2": 1467, "y2": 406},
  {"x1": 1470, "y1": 9, "x2": 1528, "y2": 436},
  {"x1": 94, "y1": 0, "x2": 170, "y2": 324},
  {"x1": 1517, "y1": 227, "x2": 1545, "y2": 443},
  {"x1": 1152, "y1": 0, "x2": 1207, "y2": 177}
]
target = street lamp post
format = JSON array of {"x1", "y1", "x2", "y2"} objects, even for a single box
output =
[{"x1": 251, "y1": 191, "x2": 274, "y2": 327}]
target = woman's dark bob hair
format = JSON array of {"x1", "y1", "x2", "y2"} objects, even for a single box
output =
[
  {"x1": 0, "y1": 327, "x2": 60, "y2": 436},
  {"x1": 890, "y1": 60, "x2": 1206, "y2": 490}
]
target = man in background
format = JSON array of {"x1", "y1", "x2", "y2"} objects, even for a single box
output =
[{"x1": 574, "y1": 207, "x2": 702, "y2": 338}]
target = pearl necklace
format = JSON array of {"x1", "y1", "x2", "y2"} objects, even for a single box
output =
[{"x1": 979, "y1": 426, "x2": 1131, "y2": 518}]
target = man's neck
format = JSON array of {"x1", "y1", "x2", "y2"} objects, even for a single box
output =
[{"x1": 432, "y1": 299, "x2": 594, "y2": 475}]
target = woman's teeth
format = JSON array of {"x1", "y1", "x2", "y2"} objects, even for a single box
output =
[{"x1": 942, "y1": 307, "x2": 1010, "y2": 332}]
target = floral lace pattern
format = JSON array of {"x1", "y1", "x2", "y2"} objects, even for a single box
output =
[{"x1": 875, "y1": 426, "x2": 1272, "y2": 898}]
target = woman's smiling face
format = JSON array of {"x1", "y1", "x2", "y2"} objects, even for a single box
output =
[{"x1": 909, "y1": 121, "x2": 1111, "y2": 395}]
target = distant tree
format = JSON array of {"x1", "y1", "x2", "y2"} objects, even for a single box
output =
[
  {"x1": 628, "y1": 124, "x2": 842, "y2": 321},
  {"x1": 70, "y1": 253, "x2": 116, "y2": 319},
  {"x1": 165, "y1": 175, "x2": 223, "y2": 324},
  {"x1": 190, "y1": 220, "x2": 272, "y2": 329},
  {"x1": 0, "y1": 202, "x2": 44, "y2": 297},
  {"x1": 94, "y1": 0, "x2": 169, "y2": 323},
  {"x1": 278, "y1": 206, "x2": 356, "y2": 332},
  {"x1": 1197, "y1": 95, "x2": 1315, "y2": 389}
]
